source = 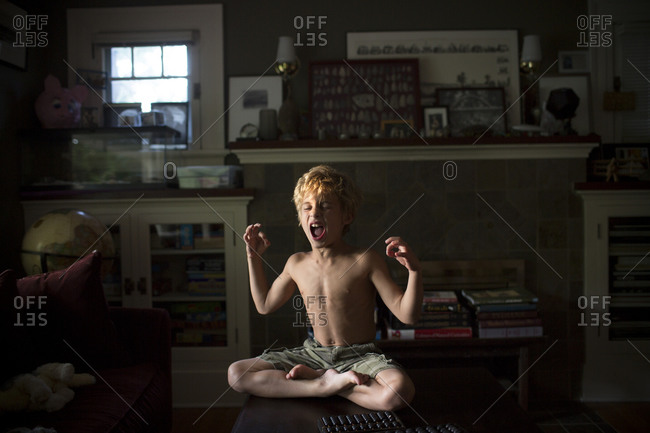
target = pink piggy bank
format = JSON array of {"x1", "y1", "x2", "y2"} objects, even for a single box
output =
[{"x1": 34, "y1": 74, "x2": 89, "y2": 128}]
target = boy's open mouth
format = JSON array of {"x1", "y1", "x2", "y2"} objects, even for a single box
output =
[{"x1": 310, "y1": 223, "x2": 325, "y2": 240}]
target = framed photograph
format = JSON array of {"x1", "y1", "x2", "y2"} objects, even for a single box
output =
[
  {"x1": 81, "y1": 107, "x2": 99, "y2": 128},
  {"x1": 347, "y1": 30, "x2": 520, "y2": 128},
  {"x1": 103, "y1": 103, "x2": 142, "y2": 128},
  {"x1": 539, "y1": 75, "x2": 592, "y2": 135},
  {"x1": 310, "y1": 59, "x2": 421, "y2": 138},
  {"x1": 436, "y1": 87, "x2": 506, "y2": 137},
  {"x1": 423, "y1": 107, "x2": 448, "y2": 138},
  {"x1": 152, "y1": 102, "x2": 189, "y2": 144},
  {"x1": 228, "y1": 76, "x2": 283, "y2": 142},
  {"x1": 558, "y1": 51, "x2": 590, "y2": 74},
  {"x1": 381, "y1": 119, "x2": 416, "y2": 138},
  {"x1": 0, "y1": 2, "x2": 27, "y2": 70},
  {"x1": 615, "y1": 147, "x2": 649, "y2": 178}
]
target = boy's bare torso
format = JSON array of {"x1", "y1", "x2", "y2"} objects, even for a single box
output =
[{"x1": 288, "y1": 245, "x2": 378, "y2": 346}]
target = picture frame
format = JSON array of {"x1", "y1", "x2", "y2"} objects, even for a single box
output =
[
  {"x1": 435, "y1": 87, "x2": 506, "y2": 138},
  {"x1": 558, "y1": 51, "x2": 590, "y2": 74},
  {"x1": 347, "y1": 30, "x2": 520, "y2": 128},
  {"x1": 381, "y1": 119, "x2": 416, "y2": 138},
  {"x1": 539, "y1": 75, "x2": 592, "y2": 135},
  {"x1": 0, "y1": 2, "x2": 27, "y2": 70},
  {"x1": 228, "y1": 76, "x2": 283, "y2": 142},
  {"x1": 103, "y1": 103, "x2": 142, "y2": 128},
  {"x1": 76, "y1": 69, "x2": 107, "y2": 89},
  {"x1": 310, "y1": 59, "x2": 421, "y2": 138},
  {"x1": 151, "y1": 102, "x2": 189, "y2": 145},
  {"x1": 615, "y1": 146, "x2": 650, "y2": 178},
  {"x1": 423, "y1": 106, "x2": 448, "y2": 138}
]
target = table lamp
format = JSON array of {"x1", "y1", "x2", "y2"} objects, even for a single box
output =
[
  {"x1": 274, "y1": 36, "x2": 300, "y2": 140},
  {"x1": 519, "y1": 35, "x2": 542, "y2": 126}
]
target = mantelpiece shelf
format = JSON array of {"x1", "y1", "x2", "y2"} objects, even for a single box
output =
[{"x1": 229, "y1": 134, "x2": 600, "y2": 164}]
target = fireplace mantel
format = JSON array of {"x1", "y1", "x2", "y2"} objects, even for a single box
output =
[{"x1": 228, "y1": 135, "x2": 599, "y2": 164}]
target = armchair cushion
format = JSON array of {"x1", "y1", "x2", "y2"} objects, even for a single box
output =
[{"x1": 16, "y1": 251, "x2": 132, "y2": 370}]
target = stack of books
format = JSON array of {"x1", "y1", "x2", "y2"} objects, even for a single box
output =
[
  {"x1": 460, "y1": 287, "x2": 543, "y2": 338},
  {"x1": 386, "y1": 290, "x2": 472, "y2": 339}
]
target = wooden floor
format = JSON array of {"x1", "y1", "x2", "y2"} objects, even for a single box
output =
[
  {"x1": 172, "y1": 403, "x2": 650, "y2": 433},
  {"x1": 587, "y1": 402, "x2": 650, "y2": 433}
]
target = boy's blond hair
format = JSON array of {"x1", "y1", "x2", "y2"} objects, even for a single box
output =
[{"x1": 293, "y1": 165, "x2": 362, "y2": 233}]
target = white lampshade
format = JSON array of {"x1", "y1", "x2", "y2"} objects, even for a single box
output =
[
  {"x1": 521, "y1": 35, "x2": 542, "y2": 62},
  {"x1": 276, "y1": 36, "x2": 296, "y2": 63}
]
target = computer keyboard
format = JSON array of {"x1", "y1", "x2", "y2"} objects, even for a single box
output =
[{"x1": 317, "y1": 410, "x2": 469, "y2": 433}]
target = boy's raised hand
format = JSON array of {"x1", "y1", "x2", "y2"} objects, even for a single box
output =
[
  {"x1": 244, "y1": 223, "x2": 271, "y2": 258},
  {"x1": 385, "y1": 236, "x2": 421, "y2": 272}
]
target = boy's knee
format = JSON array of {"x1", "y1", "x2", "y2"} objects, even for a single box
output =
[
  {"x1": 227, "y1": 361, "x2": 249, "y2": 393},
  {"x1": 377, "y1": 375, "x2": 415, "y2": 411}
]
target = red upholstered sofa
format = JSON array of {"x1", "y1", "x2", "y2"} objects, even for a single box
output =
[{"x1": 0, "y1": 252, "x2": 172, "y2": 432}]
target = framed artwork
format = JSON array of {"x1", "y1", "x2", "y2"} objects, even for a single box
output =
[
  {"x1": 347, "y1": 30, "x2": 520, "y2": 128},
  {"x1": 81, "y1": 107, "x2": 99, "y2": 128},
  {"x1": 228, "y1": 76, "x2": 283, "y2": 142},
  {"x1": 558, "y1": 51, "x2": 590, "y2": 74},
  {"x1": 152, "y1": 102, "x2": 189, "y2": 144},
  {"x1": 615, "y1": 147, "x2": 649, "y2": 178},
  {"x1": 423, "y1": 106, "x2": 448, "y2": 138},
  {"x1": 103, "y1": 103, "x2": 142, "y2": 128},
  {"x1": 381, "y1": 119, "x2": 415, "y2": 138},
  {"x1": 0, "y1": 2, "x2": 27, "y2": 70},
  {"x1": 539, "y1": 75, "x2": 592, "y2": 135},
  {"x1": 310, "y1": 59, "x2": 421, "y2": 138},
  {"x1": 436, "y1": 87, "x2": 506, "y2": 137}
]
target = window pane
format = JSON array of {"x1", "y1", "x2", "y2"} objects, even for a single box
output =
[
  {"x1": 163, "y1": 45, "x2": 188, "y2": 77},
  {"x1": 112, "y1": 78, "x2": 189, "y2": 104},
  {"x1": 133, "y1": 46, "x2": 162, "y2": 77},
  {"x1": 111, "y1": 47, "x2": 132, "y2": 78}
]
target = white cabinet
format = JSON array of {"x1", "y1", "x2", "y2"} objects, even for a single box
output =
[
  {"x1": 22, "y1": 193, "x2": 253, "y2": 406},
  {"x1": 577, "y1": 188, "x2": 650, "y2": 401}
]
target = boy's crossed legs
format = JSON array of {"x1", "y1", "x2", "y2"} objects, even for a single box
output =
[{"x1": 227, "y1": 339, "x2": 415, "y2": 411}]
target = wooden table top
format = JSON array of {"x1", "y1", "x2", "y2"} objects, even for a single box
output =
[{"x1": 231, "y1": 367, "x2": 541, "y2": 433}]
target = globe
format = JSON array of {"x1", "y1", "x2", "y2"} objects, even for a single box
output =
[{"x1": 21, "y1": 209, "x2": 115, "y2": 276}]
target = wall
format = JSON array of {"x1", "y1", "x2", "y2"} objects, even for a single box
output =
[
  {"x1": 244, "y1": 158, "x2": 587, "y2": 402},
  {"x1": 2, "y1": 0, "x2": 590, "y2": 402}
]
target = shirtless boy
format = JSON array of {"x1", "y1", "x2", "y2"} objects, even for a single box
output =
[{"x1": 228, "y1": 165, "x2": 423, "y2": 411}]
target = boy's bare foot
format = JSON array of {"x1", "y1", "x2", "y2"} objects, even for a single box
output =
[
  {"x1": 286, "y1": 364, "x2": 326, "y2": 380},
  {"x1": 319, "y1": 369, "x2": 369, "y2": 396}
]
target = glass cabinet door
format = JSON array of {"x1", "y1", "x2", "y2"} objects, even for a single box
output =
[
  {"x1": 103, "y1": 225, "x2": 123, "y2": 306},
  {"x1": 147, "y1": 222, "x2": 229, "y2": 348}
]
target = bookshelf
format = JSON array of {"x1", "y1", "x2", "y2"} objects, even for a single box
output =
[
  {"x1": 379, "y1": 259, "x2": 543, "y2": 409},
  {"x1": 576, "y1": 186, "x2": 650, "y2": 401}
]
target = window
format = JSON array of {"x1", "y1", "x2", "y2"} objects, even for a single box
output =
[
  {"x1": 616, "y1": 23, "x2": 650, "y2": 142},
  {"x1": 67, "y1": 5, "x2": 225, "y2": 151},
  {"x1": 105, "y1": 44, "x2": 191, "y2": 148},
  {"x1": 107, "y1": 45, "x2": 189, "y2": 110}
]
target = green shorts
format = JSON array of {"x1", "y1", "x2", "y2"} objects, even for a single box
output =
[{"x1": 257, "y1": 338, "x2": 402, "y2": 378}]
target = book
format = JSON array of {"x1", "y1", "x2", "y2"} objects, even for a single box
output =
[
  {"x1": 477, "y1": 318, "x2": 542, "y2": 328},
  {"x1": 476, "y1": 310, "x2": 539, "y2": 320},
  {"x1": 422, "y1": 290, "x2": 458, "y2": 303},
  {"x1": 461, "y1": 287, "x2": 538, "y2": 306},
  {"x1": 476, "y1": 325, "x2": 543, "y2": 339},
  {"x1": 472, "y1": 303, "x2": 538, "y2": 313},
  {"x1": 387, "y1": 326, "x2": 473, "y2": 339}
]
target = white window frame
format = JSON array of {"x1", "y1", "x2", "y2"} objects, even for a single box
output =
[
  {"x1": 589, "y1": 0, "x2": 650, "y2": 143},
  {"x1": 67, "y1": 5, "x2": 224, "y2": 151}
]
